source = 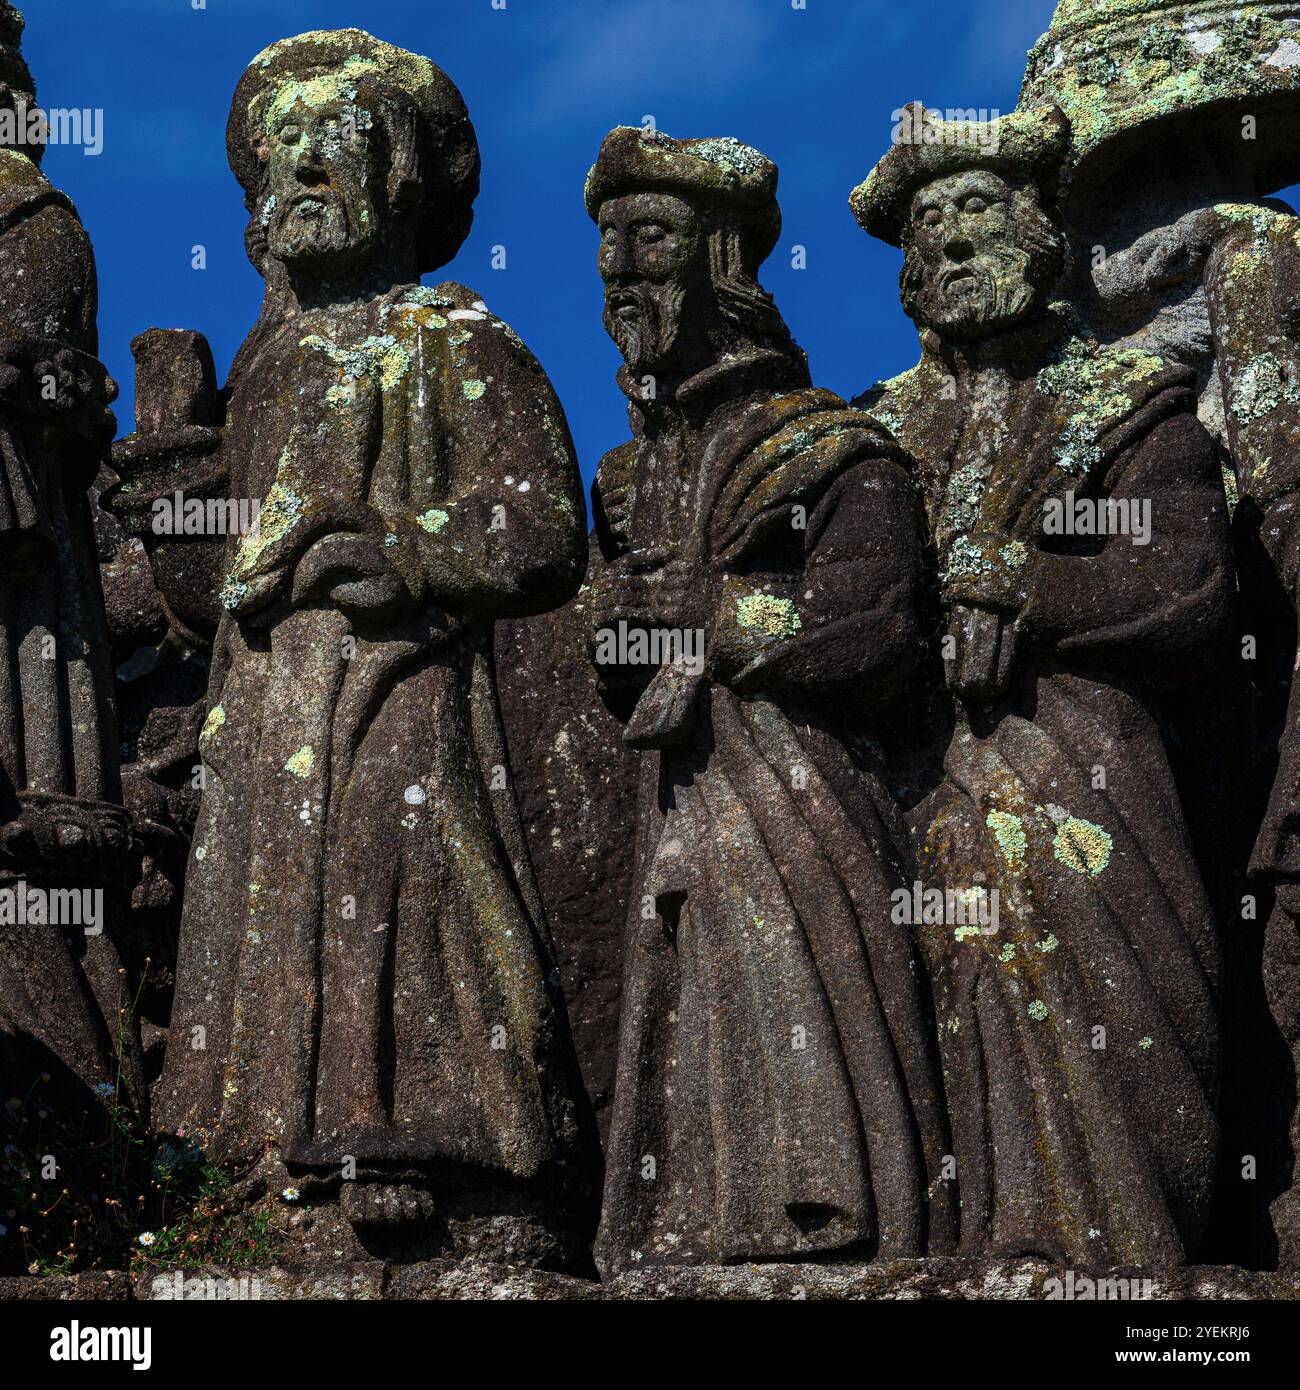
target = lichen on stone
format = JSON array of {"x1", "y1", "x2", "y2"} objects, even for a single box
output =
[
  {"x1": 736, "y1": 592, "x2": 801, "y2": 637},
  {"x1": 1052, "y1": 816, "x2": 1113, "y2": 877},
  {"x1": 285, "y1": 745, "x2": 315, "y2": 778},
  {"x1": 987, "y1": 809, "x2": 1027, "y2": 868}
]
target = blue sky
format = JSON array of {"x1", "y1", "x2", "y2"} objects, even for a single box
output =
[{"x1": 27, "y1": 0, "x2": 1059, "y2": 486}]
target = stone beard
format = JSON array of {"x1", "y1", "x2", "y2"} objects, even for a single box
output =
[
  {"x1": 901, "y1": 175, "x2": 1064, "y2": 340},
  {"x1": 258, "y1": 76, "x2": 389, "y2": 271},
  {"x1": 603, "y1": 279, "x2": 685, "y2": 372}
]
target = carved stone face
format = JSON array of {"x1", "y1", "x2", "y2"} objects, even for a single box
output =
[
  {"x1": 597, "y1": 191, "x2": 707, "y2": 373},
  {"x1": 260, "y1": 79, "x2": 383, "y2": 273},
  {"x1": 904, "y1": 170, "x2": 1053, "y2": 341}
]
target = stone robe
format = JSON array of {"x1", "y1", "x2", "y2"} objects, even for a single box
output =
[
  {"x1": 861, "y1": 328, "x2": 1235, "y2": 1264},
  {"x1": 592, "y1": 351, "x2": 955, "y2": 1274},
  {"x1": 151, "y1": 283, "x2": 598, "y2": 1236},
  {"x1": 0, "y1": 146, "x2": 137, "y2": 1121}
]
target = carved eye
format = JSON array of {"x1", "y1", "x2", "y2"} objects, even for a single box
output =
[
  {"x1": 920, "y1": 207, "x2": 942, "y2": 227},
  {"x1": 963, "y1": 196, "x2": 988, "y2": 214},
  {"x1": 636, "y1": 224, "x2": 667, "y2": 245},
  {"x1": 278, "y1": 124, "x2": 302, "y2": 146}
]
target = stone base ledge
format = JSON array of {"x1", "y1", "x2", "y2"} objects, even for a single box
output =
[{"x1": 2, "y1": 1258, "x2": 1298, "y2": 1301}]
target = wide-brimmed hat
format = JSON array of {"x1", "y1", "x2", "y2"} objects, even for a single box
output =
[
  {"x1": 227, "y1": 28, "x2": 480, "y2": 274},
  {"x1": 585, "y1": 127, "x2": 782, "y2": 268},
  {"x1": 849, "y1": 102, "x2": 1069, "y2": 246},
  {"x1": 1020, "y1": 0, "x2": 1300, "y2": 196}
]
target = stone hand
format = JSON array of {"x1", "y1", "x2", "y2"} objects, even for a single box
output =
[
  {"x1": 942, "y1": 533, "x2": 1035, "y2": 613},
  {"x1": 291, "y1": 531, "x2": 408, "y2": 615},
  {"x1": 945, "y1": 603, "x2": 1018, "y2": 704}
]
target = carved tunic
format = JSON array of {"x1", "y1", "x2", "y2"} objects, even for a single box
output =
[
  {"x1": 151, "y1": 283, "x2": 598, "y2": 1231},
  {"x1": 592, "y1": 351, "x2": 955, "y2": 1273},
  {"x1": 863, "y1": 329, "x2": 1234, "y2": 1263}
]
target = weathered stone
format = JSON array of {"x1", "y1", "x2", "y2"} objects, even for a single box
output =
[
  {"x1": 0, "y1": 2, "x2": 143, "y2": 1155},
  {"x1": 852, "y1": 100, "x2": 1234, "y2": 1264},
  {"x1": 0, "y1": 1271, "x2": 131, "y2": 1301},
  {"x1": 1013, "y1": 0, "x2": 1300, "y2": 1271},
  {"x1": 496, "y1": 557, "x2": 638, "y2": 1135},
  {"x1": 15, "y1": 1255, "x2": 1300, "y2": 1300},
  {"x1": 106, "y1": 28, "x2": 601, "y2": 1269},
  {"x1": 584, "y1": 127, "x2": 953, "y2": 1274}
]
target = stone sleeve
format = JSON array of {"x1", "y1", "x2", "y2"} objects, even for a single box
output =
[
  {"x1": 1017, "y1": 409, "x2": 1236, "y2": 688},
  {"x1": 708, "y1": 455, "x2": 923, "y2": 710}
]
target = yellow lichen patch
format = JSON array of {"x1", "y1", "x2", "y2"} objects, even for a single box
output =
[
  {"x1": 200, "y1": 704, "x2": 227, "y2": 742},
  {"x1": 736, "y1": 592, "x2": 801, "y2": 637},
  {"x1": 986, "y1": 809, "x2": 1027, "y2": 868},
  {"x1": 1052, "y1": 816, "x2": 1113, "y2": 877},
  {"x1": 285, "y1": 745, "x2": 315, "y2": 778},
  {"x1": 462, "y1": 379, "x2": 486, "y2": 400},
  {"x1": 302, "y1": 332, "x2": 411, "y2": 392},
  {"x1": 416, "y1": 508, "x2": 450, "y2": 534}
]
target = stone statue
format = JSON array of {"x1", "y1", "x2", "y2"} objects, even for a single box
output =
[
  {"x1": 584, "y1": 127, "x2": 956, "y2": 1273},
  {"x1": 0, "y1": 1, "x2": 141, "y2": 1136},
  {"x1": 109, "y1": 29, "x2": 599, "y2": 1268},
  {"x1": 851, "y1": 102, "x2": 1236, "y2": 1264},
  {"x1": 1015, "y1": 0, "x2": 1300, "y2": 1267}
]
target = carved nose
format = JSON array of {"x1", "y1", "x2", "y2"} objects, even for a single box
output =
[
  {"x1": 601, "y1": 239, "x2": 634, "y2": 279},
  {"x1": 944, "y1": 232, "x2": 973, "y2": 259},
  {"x1": 295, "y1": 155, "x2": 329, "y2": 186}
]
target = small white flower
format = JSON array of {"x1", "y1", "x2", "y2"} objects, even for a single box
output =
[
  {"x1": 138, "y1": 1231, "x2": 156, "y2": 1247},
  {"x1": 281, "y1": 1186, "x2": 301, "y2": 1202}
]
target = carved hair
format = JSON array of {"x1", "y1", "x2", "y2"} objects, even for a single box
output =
[{"x1": 704, "y1": 214, "x2": 805, "y2": 368}]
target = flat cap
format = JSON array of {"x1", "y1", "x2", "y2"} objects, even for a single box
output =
[
  {"x1": 585, "y1": 127, "x2": 781, "y2": 267},
  {"x1": 850, "y1": 102, "x2": 1069, "y2": 246}
]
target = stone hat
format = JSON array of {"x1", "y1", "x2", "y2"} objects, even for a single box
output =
[
  {"x1": 227, "y1": 28, "x2": 480, "y2": 274},
  {"x1": 1020, "y1": 1, "x2": 1300, "y2": 193},
  {"x1": 584, "y1": 127, "x2": 782, "y2": 268},
  {"x1": 849, "y1": 102, "x2": 1070, "y2": 247}
]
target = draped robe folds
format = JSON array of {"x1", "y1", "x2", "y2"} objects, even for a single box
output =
[
  {"x1": 153, "y1": 283, "x2": 599, "y2": 1231},
  {"x1": 861, "y1": 334, "x2": 1235, "y2": 1263},
  {"x1": 592, "y1": 353, "x2": 956, "y2": 1274},
  {"x1": 0, "y1": 148, "x2": 139, "y2": 1120}
]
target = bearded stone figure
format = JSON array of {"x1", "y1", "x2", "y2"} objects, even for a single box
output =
[
  {"x1": 1015, "y1": 0, "x2": 1300, "y2": 1266},
  {"x1": 852, "y1": 103, "x2": 1236, "y2": 1264},
  {"x1": 108, "y1": 29, "x2": 599, "y2": 1268},
  {"x1": 0, "y1": 1, "x2": 142, "y2": 1134},
  {"x1": 584, "y1": 127, "x2": 956, "y2": 1274}
]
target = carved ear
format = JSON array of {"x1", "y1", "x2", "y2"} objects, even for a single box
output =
[{"x1": 387, "y1": 103, "x2": 421, "y2": 211}]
